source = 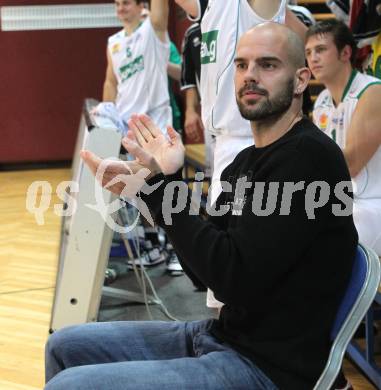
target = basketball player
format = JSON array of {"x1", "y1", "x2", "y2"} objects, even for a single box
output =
[
  {"x1": 101, "y1": 0, "x2": 172, "y2": 134},
  {"x1": 307, "y1": 19, "x2": 381, "y2": 256}
]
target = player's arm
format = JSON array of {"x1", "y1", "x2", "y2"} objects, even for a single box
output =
[
  {"x1": 252, "y1": 1, "x2": 307, "y2": 40},
  {"x1": 184, "y1": 87, "x2": 203, "y2": 142},
  {"x1": 181, "y1": 30, "x2": 202, "y2": 141},
  {"x1": 285, "y1": 8, "x2": 307, "y2": 41},
  {"x1": 174, "y1": 0, "x2": 199, "y2": 18},
  {"x1": 344, "y1": 84, "x2": 381, "y2": 177},
  {"x1": 168, "y1": 42, "x2": 182, "y2": 81},
  {"x1": 150, "y1": 0, "x2": 169, "y2": 43},
  {"x1": 168, "y1": 62, "x2": 182, "y2": 81},
  {"x1": 251, "y1": 0, "x2": 282, "y2": 19},
  {"x1": 102, "y1": 48, "x2": 118, "y2": 102}
]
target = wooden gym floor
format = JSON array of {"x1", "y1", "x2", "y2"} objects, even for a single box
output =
[{"x1": 0, "y1": 168, "x2": 377, "y2": 389}]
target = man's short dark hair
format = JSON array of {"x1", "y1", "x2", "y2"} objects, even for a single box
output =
[{"x1": 306, "y1": 19, "x2": 357, "y2": 65}]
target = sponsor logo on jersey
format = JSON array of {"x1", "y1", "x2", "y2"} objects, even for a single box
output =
[
  {"x1": 119, "y1": 55, "x2": 144, "y2": 82},
  {"x1": 112, "y1": 43, "x2": 121, "y2": 54},
  {"x1": 201, "y1": 30, "x2": 218, "y2": 64},
  {"x1": 319, "y1": 113, "x2": 328, "y2": 130}
]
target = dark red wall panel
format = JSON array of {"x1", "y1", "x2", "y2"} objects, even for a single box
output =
[
  {"x1": 0, "y1": 1, "x2": 185, "y2": 164},
  {"x1": 0, "y1": 0, "x2": 116, "y2": 163}
]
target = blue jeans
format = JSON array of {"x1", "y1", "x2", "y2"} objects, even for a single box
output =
[{"x1": 45, "y1": 319, "x2": 278, "y2": 390}]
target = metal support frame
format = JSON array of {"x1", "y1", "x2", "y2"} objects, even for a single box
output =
[
  {"x1": 49, "y1": 100, "x2": 159, "y2": 332},
  {"x1": 347, "y1": 292, "x2": 381, "y2": 389}
]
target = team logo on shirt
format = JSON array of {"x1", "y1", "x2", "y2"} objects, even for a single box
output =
[
  {"x1": 111, "y1": 43, "x2": 121, "y2": 54},
  {"x1": 201, "y1": 30, "x2": 218, "y2": 64},
  {"x1": 319, "y1": 113, "x2": 328, "y2": 130},
  {"x1": 119, "y1": 55, "x2": 144, "y2": 82}
]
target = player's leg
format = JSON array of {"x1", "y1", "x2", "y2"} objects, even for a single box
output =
[
  {"x1": 45, "y1": 325, "x2": 278, "y2": 390},
  {"x1": 45, "y1": 319, "x2": 212, "y2": 383}
]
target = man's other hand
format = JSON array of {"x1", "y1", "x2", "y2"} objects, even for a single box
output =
[{"x1": 126, "y1": 114, "x2": 185, "y2": 175}]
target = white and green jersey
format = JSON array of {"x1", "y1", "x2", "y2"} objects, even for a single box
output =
[
  {"x1": 200, "y1": 0, "x2": 287, "y2": 137},
  {"x1": 108, "y1": 18, "x2": 171, "y2": 133},
  {"x1": 313, "y1": 70, "x2": 381, "y2": 199}
]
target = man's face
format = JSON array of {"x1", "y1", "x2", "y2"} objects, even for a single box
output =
[
  {"x1": 234, "y1": 30, "x2": 295, "y2": 122},
  {"x1": 305, "y1": 33, "x2": 343, "y2": 83},
  {"x1": 115, "y1": 0, "x2": 143, "y2": 23}
]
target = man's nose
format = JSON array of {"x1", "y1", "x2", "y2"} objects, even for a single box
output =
[
  {"x1": 243, "y1": 64, "x2": 259, "y2": 83},
  {"x1": 309, "y1": 50, "x2": 319, "y2": 63}
]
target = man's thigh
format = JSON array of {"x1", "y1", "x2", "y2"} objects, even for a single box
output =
[
  {"x1": 45, "y1": 351, "x2": 276, "y2": 390},
  {"x1": 47, "y1": 319, "x2": 211, "y2": 366}
]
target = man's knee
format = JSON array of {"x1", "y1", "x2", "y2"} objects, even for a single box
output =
[{"x1": 45, "y1": 325, "x2": 81, "y2": 359}]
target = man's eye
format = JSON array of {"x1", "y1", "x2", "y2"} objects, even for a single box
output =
[
  {"x1": 236, "y1": 63, "x2": 247, "y2": 69},
  {"x1": 262, "y1": 63, "x2": 275, "y2": 69}
]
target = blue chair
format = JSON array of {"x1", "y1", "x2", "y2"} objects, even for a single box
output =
[{"x1": 314, "y1": 244, "x2": 381, "y2": 390}]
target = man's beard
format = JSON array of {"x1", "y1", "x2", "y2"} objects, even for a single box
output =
[{"x1": 236, "y1": 78, "x2": 295, "y2": 121}]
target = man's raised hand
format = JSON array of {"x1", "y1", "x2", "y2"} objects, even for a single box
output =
[{"x1": 125, "y1": 114, "x2": 185, "y2": 175}]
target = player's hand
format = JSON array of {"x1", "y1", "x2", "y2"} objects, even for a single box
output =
[
  {"x1": 80, "y1": 150, "x2": 157, "y2": 196},
  {"x1": 125, "y1": 114, "x2": 185, "y2": 175},
  {"x1": 184, "y1": 110, "x2": 204, "y2": 143}
]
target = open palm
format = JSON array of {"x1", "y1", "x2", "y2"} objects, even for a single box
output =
[{"x1": 125, "y1": 114, "x2": 185, "y2": 175}]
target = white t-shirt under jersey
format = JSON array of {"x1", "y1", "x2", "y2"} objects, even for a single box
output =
[
  {"x1": 313, "y1": 70, "x2": 381, "y2": 200},
  {"x1": 199, "y1": 0, "x2": 287, "y2": 137},
  {"x1": 108, "y1": 18, "x2": 172, "y2": 134}
]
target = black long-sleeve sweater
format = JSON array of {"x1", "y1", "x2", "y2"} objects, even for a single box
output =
[{"x1": 141, "y1": 119, "x2": 358, "y2": 389}]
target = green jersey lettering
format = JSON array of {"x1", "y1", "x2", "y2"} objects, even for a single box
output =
[
  {"x1": 119, "y1": 55, "x2": 144, "y2": 82},
  {"x1": 201, "y1": 30, "x2": 218, "y2": 64}
]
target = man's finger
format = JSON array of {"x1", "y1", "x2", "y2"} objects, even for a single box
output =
[
  {"x1": 128, "y1": 118, "x2": 146, "y2": 147},
  {"x1": 130, "y1": 114, "x2": 153, "y2": 143},
  {"x1": 167, "y1": 126, "x2": 182, "y2": 144},
  {"x1": 80, "y1": 150, "x2": 101, "y2": 176},
  {"x1": 123, "y1": 138, "x2": 152, "y2": 166},
  {"x1": 126, "y1": 130, "x2": 137, "y2": 142},
  {"x1": 139, "y1": 114, "x2": 162, "y2": 137}
]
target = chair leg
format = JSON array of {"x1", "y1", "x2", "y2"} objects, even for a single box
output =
[{"x1": 347, "y1": 305, "x2": 381, "y2": 389}]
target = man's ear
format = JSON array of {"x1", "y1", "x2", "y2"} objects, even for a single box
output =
[
  {"x1": 294, "y1": 67, "x2": 311, "y2": 96},
  {"x1": 339, "y1": 45, "x2": 352, "y2": 63}
]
